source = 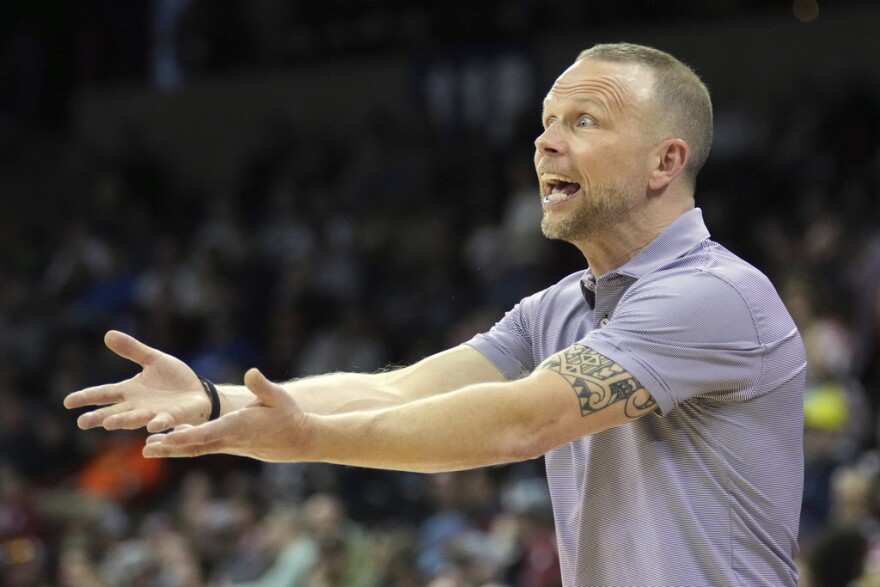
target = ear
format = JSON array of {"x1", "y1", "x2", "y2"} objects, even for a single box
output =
[{"x1": 647, "y1": 139, "x2": 689, "y2": 191}]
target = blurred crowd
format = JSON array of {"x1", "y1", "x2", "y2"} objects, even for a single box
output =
[
  {"x1": 0, "y1": 95, "x2": 570, "y2": 586},
  {"x1": 3, "y1": 3, "x2": 880, "y2": 587}
]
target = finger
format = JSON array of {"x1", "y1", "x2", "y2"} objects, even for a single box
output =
[
  {"x1": 243, "y1": 368, "x2": 285, "y2": 408},
  {"x1": 155, "y1": 420, "x2": 227, "y2": 448},
  {"x1": 64, "y1": 384, "x2": 124, "y2": 409},
  {"x1": 104, "y1": 409, "x2": 156, "y2": 430},
  {"x1": 145, "y1": 433, "x2": 165, "y2": 444},
  {"x1": 143, "y1": 438, "x2": 229, "y2": 459},
  {"x1": 76, "y1": 403, "x2": 131, "y2": 429},
  {"x1": 104, "y1": 330, "x2": 161, "y2": 367},
  {"x1": 146, "y1": 412, "x2": 177, "y2": 433},
  {"x1": 144, "y1": 423, "x2": 225, "y2": 457},
  {"x1": 144, "y1": 424, "x2": 194, "y2": 445}
]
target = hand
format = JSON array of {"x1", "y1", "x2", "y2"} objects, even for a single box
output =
[
  {"x1": 143, "y1": 368, "x2": 312, "y2": 462},
  {"x1": 64, "y1": 330, "x2": 213, "y2": 432}
]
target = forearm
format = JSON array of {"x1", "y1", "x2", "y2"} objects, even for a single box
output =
[
  {"x1": 218, "y1": 345, "x2": 504, "y2": 417},
  {"x1": 283, "y1": 372, "x2": 399, "y2": 414},
  {"x1": 215, "y1": 384, "x2": 258, "y2": 415},
  {"x1": 305, "y1": 374, "x2": 566, "y2": 473},
  {"x1": 217, "y1": 372, "x2": 397, "y2": 417}
]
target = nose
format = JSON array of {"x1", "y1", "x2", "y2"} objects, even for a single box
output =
[{"x1": 534, "y1": 125, "x2": 567, "y2": 157}]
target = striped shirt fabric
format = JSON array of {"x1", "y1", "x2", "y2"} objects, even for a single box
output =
[{"x1": 467, "y1": 208, "x2": 805, "y2": 586}]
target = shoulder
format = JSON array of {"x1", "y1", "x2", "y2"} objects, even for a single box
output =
[
  {"x1": 620, "y1": 243, "x2": 794, "y2": 344},
  {"x1": 642, "y1": 240, "x2": 775, "y2": 295}
]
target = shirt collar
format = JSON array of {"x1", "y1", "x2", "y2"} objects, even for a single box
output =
[{"x1": 579, "y1": 208, "x2": 710, "y2": 303}]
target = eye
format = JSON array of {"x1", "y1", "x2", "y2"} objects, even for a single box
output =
[
  {"x1": 543, "y1": 116, "x2": 557, "y2": 129},
  {"x1": 576, "y1": 115, "x2": 595, "y2": 128}
]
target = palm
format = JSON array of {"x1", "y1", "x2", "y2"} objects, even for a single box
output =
[
  {"x1": 64, "y1": 331, "x2": 211, "y2": 432},
  {"x1": 129, "y1": 353, "x2": 204, "y2": 411}
]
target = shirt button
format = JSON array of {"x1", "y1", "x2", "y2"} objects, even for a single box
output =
[{"x1": 599, "y1": 317, "x2": 610, "y2": 328}]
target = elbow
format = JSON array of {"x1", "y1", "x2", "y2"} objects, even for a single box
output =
[
  {"x1": 508, "y1": 373, "x2": 576, "y2": 462},
  {"x1": 504, "y1": 376, "x2": 569, "y2": 463},
  {"x1": 507, "y1": 423, "x2": 556, "y2": 463}
]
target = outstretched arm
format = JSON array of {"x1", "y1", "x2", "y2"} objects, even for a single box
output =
[
  {"x1": 275, "y1": 343, "x2": 507, "y2": 414},
  {"x1": 64, "y1": 331, "x2": 505, "y2": 432},
  {"x1": 142, "y1": 344, "x2": 657, "y2": 471}
]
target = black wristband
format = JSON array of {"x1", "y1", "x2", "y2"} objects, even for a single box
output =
[{"x1": 198, "y1": 376, "x2": 221, "y2": 421}]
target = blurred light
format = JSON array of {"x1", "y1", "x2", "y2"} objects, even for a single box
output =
[
  {"x1": 804, "y1": 384, "x2": 848, "y2": 432},
  {"x1": 2, "y1": 538, "x2": 37, "y2": 565},
  {"x1": 793, "y1": 0, "x2": 819, "y2": 23}
]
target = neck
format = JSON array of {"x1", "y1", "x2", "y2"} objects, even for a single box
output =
[{"x1": 574, "y1": 200, "x2": 694, "y2": 277}]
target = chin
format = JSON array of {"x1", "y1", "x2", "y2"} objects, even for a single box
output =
[{"x1": 540, "y1": 215, "x2": 591, "y2": 243}]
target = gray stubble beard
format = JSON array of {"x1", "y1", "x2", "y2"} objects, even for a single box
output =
[{"x1": 540, "y1": 178, "x2": 642, "y2": 243}]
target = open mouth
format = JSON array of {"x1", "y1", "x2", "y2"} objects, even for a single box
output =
[{"x1": 542, "y1": 174, "x2": 582, "y2": 204}]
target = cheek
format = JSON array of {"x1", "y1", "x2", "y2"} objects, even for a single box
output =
[
  {"x1": 569, "y1": 145, "x2": 603, "y2": 183},
  {"x1": 572, "y1": 140, "x2": 641, "y2": 183}
]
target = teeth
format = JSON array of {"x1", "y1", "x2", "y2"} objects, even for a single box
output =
[
  {"x1": 544, "y1": 192, "x2": 571, "y2": 203},
  {"x1": 540, "y1": 173, "x2": 578, "y2": 199},
  {"x1": 541, "y1": 173, "x2": 578, "y2": 183}
]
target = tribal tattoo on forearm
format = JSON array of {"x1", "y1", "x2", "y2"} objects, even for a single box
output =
[{"x1": 538, "y1": 344, "x2": 657, "y2": 419}]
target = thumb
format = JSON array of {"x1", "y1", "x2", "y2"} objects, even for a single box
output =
[
  {"x1": 243, "y1": 368, "x2": 287, "y2": 408},
  {"x1": 105, "y1": 330, "x2": 160, "y2": 367}
]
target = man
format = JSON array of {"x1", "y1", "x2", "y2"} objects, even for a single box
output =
[{"x1": 65, "y1": 43, "x2": 805, "y2": 586}]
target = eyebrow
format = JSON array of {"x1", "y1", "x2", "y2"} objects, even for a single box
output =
[{"x1": 542, "y1": 95, "x2": 610, "y2": 121}]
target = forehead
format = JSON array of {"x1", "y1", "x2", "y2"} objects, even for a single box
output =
[{"x1": 542, "y1": 59, "x2": 654, "y2": 114}]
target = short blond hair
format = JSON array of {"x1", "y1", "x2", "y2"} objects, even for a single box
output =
[{"x1": 577, "y1": 43, "x2": 713, "y2": 182}]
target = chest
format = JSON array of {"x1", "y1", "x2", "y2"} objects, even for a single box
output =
[{"x1": 531, "y1": 278, "x2": 632, "y2": 365}]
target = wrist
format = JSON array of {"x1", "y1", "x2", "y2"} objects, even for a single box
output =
[
  {"x1": 298, "y1": 412, "x2": 323, "y2": 462},
  {"x1": 197, "y1": 376, "x2": 221, "y2": 422}
]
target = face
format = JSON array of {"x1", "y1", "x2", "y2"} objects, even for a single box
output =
[{"x1": 535, "y1": 59, "x2": 660, "y2": 242}]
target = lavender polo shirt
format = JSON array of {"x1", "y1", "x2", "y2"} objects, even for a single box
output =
[{"x1": 467, "y1": 208, "x2": 805, "y2": 587}]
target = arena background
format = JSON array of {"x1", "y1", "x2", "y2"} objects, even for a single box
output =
[{"x1": 2, "y1": 2, "x2": 880, "y2": 586}]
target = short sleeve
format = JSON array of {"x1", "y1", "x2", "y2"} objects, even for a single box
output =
[
  {"x1": 467, "y1": 298, "x2": 536, "y2": 381},
  {"x1": 581, "y1": 269, "x2": 767, "y2": 416}
]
